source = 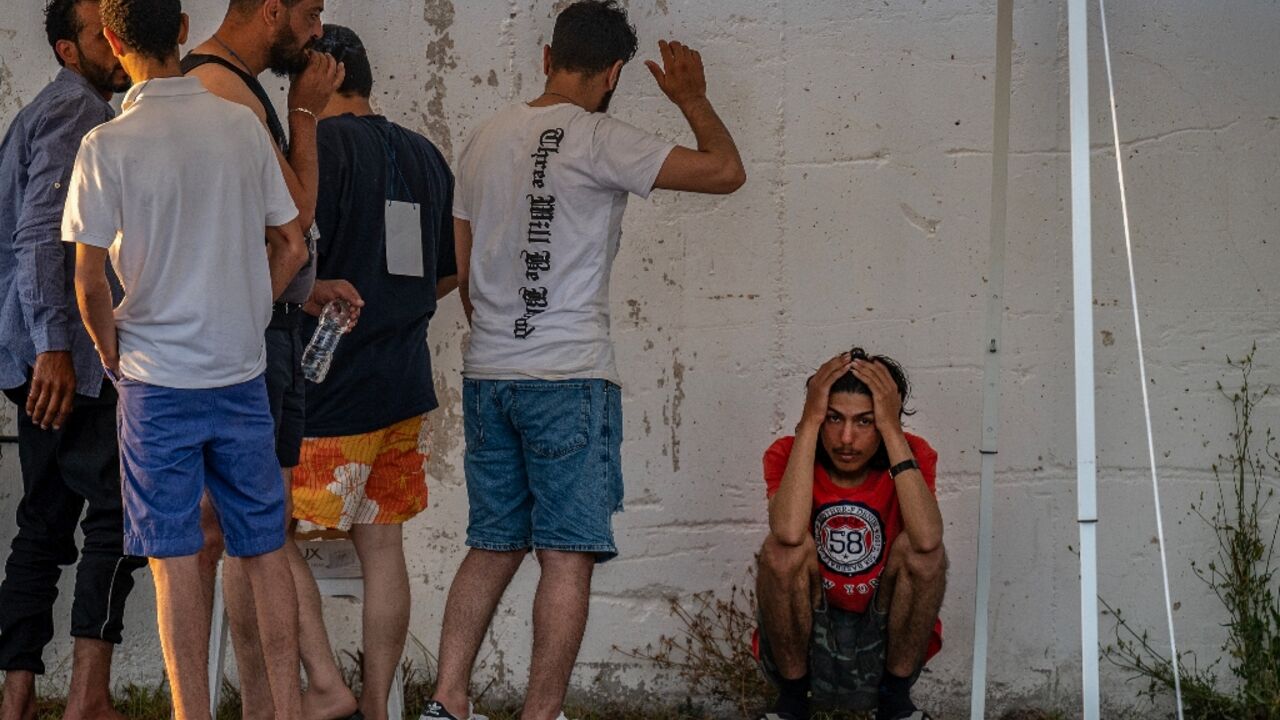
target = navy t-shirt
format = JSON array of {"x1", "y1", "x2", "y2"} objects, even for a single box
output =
[{"x1": 303, "y1": 114, "x2": 456, "y2": 436}]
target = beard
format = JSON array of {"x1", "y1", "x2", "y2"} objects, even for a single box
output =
[
  {"x1": 78, "y1": 49, "x2": 130, "y2": 95},
  {"x1": 267, "y1": 23, "x2": 311, "y2": 77}
]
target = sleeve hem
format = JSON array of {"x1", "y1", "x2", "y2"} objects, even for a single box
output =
[
  {"x1": 63, "y1": 231, "x2": 115, "y2": 248},
  {"x1": 267, "y1": 209, "x2": 300, "y2": 228},
  {"x1": 31, "y1": 324, "x2": 71, "y2": 354},
  {"x1": 633, "y1": 143, "x2": 677, "y2": 200}
]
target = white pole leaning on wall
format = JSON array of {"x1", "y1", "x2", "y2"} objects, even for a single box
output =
[
  {"x1": 969, "y1": 0, "x2": 1014, "y2": 717},
  {"x1": 1067, "y1": 0, "x2": 1101, "y2": 717}
]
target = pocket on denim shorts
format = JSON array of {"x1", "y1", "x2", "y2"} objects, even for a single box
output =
[{"x1": 513, "y1": 382, "x2": 590, "y2": 459}]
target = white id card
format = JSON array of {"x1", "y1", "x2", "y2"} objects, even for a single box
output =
[{"x1": 384, "y1": 200, "x2": 424, "y2": 277}]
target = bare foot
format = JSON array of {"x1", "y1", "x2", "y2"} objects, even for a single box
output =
[
  {"x1": 301, "y1": 683, "x2": 359, "y2": 720},
  {"x1": 1, "y1": 671, "x2": 37, "y2": 720}
]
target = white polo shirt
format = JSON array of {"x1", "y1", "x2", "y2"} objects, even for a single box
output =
[{"x1": 62, "y1": 76, "x2": 297, "y2": 389}]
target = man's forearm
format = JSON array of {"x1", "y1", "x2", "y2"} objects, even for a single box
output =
[
  {"x1": 883, "y1": 431, "x2": 944, "y2": 552},
  {"x1": 75, "y1": 274, "x2": 116, "y2": 368},
  {"x1": 678, "y1": 97, "x2": 744, "y2": 175},
  {"x1": 458, "y1": 281, "x2": 474, "y2": 325},
  {"x1": 267, "y1": 222, "x2": 308, "y2": 299},
  {"x1": 14, "y1": 227, "x2": 71, "y2": 354},
  {"x1": 286, "y1": 114, "x2": 320, "y2": 229},
  {"x1": 768, "y1": 422, "x2": 821, "y2": 545}
]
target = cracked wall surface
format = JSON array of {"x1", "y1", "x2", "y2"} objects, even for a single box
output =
[{"x1": 1, "y1": 0, "x2": 1279, "y2": 716}]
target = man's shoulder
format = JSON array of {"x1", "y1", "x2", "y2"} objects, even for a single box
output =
[
  {"x1": 22, "y1": 75, "x2": 107, "y2": 127},
  {"x1": 904, "y1": 432, "x2": 938, "y2": 466},
  {"x1": 184, "y1": 61, "x2": 269, "y2": 120},
  {"x1": 763, "y1": 435, "x2": 798, "y2": 469}
]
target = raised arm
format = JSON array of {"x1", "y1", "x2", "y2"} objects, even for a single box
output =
[
  {"x1": 646, "y1": 40, "x2": 746, "y2": 195},
  {"x1": 282, "y1": 51, "x2": 343, "y2": 229},
  {"x1": 768, "y1": 353, "x2": 857, "y2": 545},
  {"x1": 852, "y1": 358, "x2": 944, "y2": 553}
]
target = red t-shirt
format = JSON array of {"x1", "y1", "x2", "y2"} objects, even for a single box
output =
[{"x1": 763, "y1": 433, "x2": 943, "y2": 659}]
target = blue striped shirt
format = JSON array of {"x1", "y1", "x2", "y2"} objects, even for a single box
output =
[{"x1": 0, "y1": 68, "x2": 120, "y2": 397}]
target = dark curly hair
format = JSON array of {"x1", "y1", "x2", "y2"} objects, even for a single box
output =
[
  {"x1": 45, "y1": 0, "x2": 89, "y2": 67},
  {"x1": 313, "y1": 24, "x2": 372, "y2": 98},
  {"x1": 814, "y1": 347, "x2": 915, "y2": 473},
  {"x1": 100, "y1": 0, "x2": 183, "y2": 61},
  {"x1": 549, "y1": 0, "x2": 638, "y2": 75}
]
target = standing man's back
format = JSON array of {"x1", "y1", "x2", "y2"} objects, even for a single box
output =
[
  {"x1": 456, "y1": 102, "x2": 672, "y2": 380},
  {"x1": 423, "y1": 3, "x2": 745, "y2": 719},
  {"x1": 65, "y1": 2, "x2": 310, "y2": 717}
]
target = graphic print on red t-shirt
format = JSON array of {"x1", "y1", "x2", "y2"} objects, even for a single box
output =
[
  {"x1": 814, "y1": 500, "x2": 887, "y2": 592},
  {"x1": 763, "y1": 432, "x2": 943, "y2": 660}
]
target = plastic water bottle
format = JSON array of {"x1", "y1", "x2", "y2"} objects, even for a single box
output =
[{"x1": 301, "y1": 300, "x2": 354, "y2": 383}]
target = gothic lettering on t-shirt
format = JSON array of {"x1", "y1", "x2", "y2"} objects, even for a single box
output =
[
  {"x1": 515, "y1": 127, "x2": 565, "y2": 340},
  {"x1": 812, "y1": 500, "x2": 886, "y2": 580}
]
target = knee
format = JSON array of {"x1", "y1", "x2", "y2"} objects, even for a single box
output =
[{"x1": 758, "y1": 533, "x2": 816, "y2": 582}]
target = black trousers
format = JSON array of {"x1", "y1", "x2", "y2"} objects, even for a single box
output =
[{"x1": 0, "y1": 379, "x2": 146, "y2": 674}]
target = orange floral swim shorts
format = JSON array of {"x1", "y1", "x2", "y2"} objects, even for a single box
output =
[{"x1": 291, "y1": 413, "x2": 430, "y2": 530}]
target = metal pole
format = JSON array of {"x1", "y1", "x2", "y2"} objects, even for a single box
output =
[
  {"x1": 969, "y1": 0, "x2": 1014, "y2": 716},
  {"x1": 1068, "y1": 0, "x2": 1101, "y2": 716}
]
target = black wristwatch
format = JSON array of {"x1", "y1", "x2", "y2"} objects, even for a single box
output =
[{"x1": 889, "y1": 458, "x2": 919, "y2": 479}]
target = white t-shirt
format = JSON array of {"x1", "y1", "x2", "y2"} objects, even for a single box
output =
[
  {"x1": 454, "y1": 102, "x2": 675, "y2": 384},
  {"x1": 62, "y1": 76, "x2": 298, "y2": 389}
]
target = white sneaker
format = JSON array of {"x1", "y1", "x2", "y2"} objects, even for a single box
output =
[{"x1": 418, "y1": 701, "x2": 488, "y2": 720}]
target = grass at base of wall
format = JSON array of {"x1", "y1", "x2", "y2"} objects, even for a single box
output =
[
  {"x1": 7, "y1": 683, "x2": 874, "y2": 720},
  {"x1": 6, "y1": 682, "x2": 1070, "y2": 719}
]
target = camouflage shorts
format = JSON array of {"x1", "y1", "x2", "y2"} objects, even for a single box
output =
[{"x1": 757, "y1": 597, "x2": 918, "y2": 711}]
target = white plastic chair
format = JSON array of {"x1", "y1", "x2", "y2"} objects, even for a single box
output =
[{"x1": 208, "y1": 538, "x2": 405, "y2": 718}]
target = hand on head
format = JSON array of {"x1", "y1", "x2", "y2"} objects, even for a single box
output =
[
  {"x1": 287, "y1": 48, "x2": 344, "y2": 115},
  {"x1": 851, "y1": 355, "x2": 904, "y2": 436},
  {"x1": 802, "y1": 352, "x2": 856, "y2": 428}
]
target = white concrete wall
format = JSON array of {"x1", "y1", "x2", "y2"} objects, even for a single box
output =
[{"x1": 2, "y1": 0, "x2": 1278, "y2": 716}]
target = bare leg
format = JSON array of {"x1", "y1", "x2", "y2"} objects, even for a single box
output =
[
  {"x1": 877, "y1": 535, "x2": 947, "y2": 678},
  {"x1": 61, "y1": 638, "x2": 125, "y2": 720},
  {"x1": 350, "y1": 525, "x2": 409, "y2": 720},
  {"x1": 431, "y1": 549, "x2": 526, "y2": 718},
  {"x1": 0, "y1": 671, "x2": 36, "y2": 720},
  {"x1": 196, "y1": 496, "x2": 224, "y2": 617},
  {"x1": 292, "y1": 538, "x2": 358, "y2": 720},
  {"x1": 152, "y1": 555, "x2": 214, "y2": 720},
  {"x1": 756, "y1": 534, "x2": 822, "y2": 680},
  {"x1": 519, "y1": 550, "x2": 595, "y2": 720},
  {"x1": 238, "y1": 546, "x2": 304, "y2": 720},
  {"x1": 227, "y1": 469, "x2": 355, "y2": 720},
  {"x1": 221, "y1": 555, "x2": 272, "y2": 720}
]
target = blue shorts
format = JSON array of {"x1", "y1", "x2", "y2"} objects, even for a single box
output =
[
  {"x1": 115, "y1": 374, "x2": 286, "y2": 558},
  {"x1": 463, "y1": 378, "x2": 624, "y2": 562}
]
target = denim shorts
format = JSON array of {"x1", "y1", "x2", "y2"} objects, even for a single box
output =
[
  {"x1": 462, "y1": 378, "x2": 623, "y2": 562},
  {"x1": 115, "y1": 374, "x2": 286, "y2": 559}
]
